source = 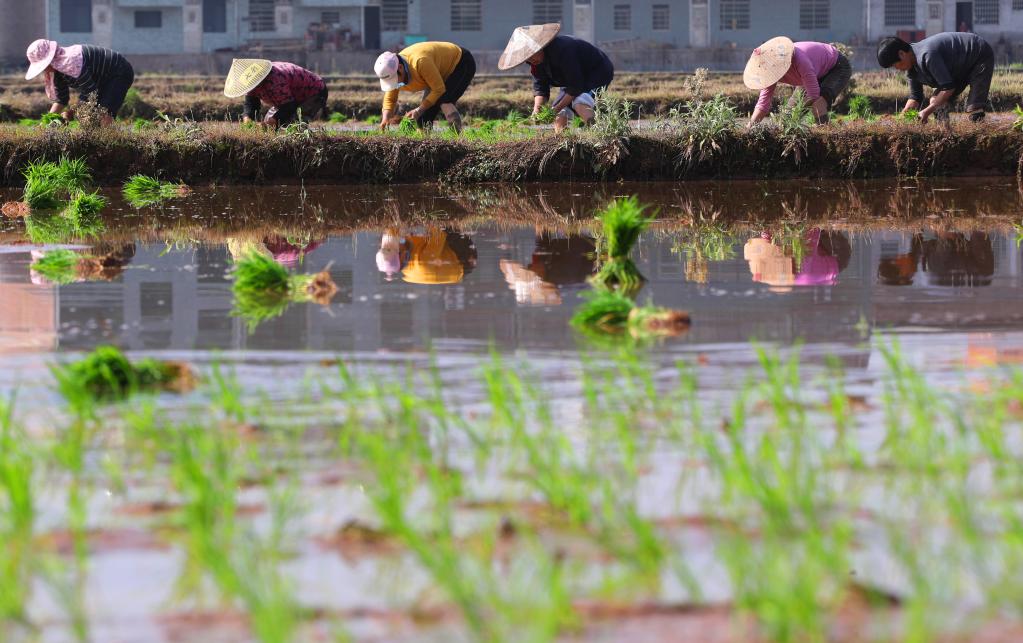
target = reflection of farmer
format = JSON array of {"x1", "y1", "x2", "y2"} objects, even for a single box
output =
[
  {"x1": 921, "y1": 232, "x2": 994, "y2": 287},
  {"x1": 743, "y1": 229, "x2": 850, "y2": 289},
  {"x1": 227, "y1": 236, "x2": 322, "y2": 267},
  {"x1": 878, "y1": 234, "x2": 923, "y2": 286},
  {"x1": 375, "y1": 42, "x2": 476, "y2": 133},
  {"x1": 500, "y1": 233, "x2": 596, "y2": 305},
  {"x1": 375, "y1": 228, "x2": 477, "y2": 284},
  {"x1": 498, "y1": 23, "x2": 614, "y2": 134},
  {"x1": 744, "y1": 37, "x2": 852, "y2": 126},
  {"x1": 224, "y1": 59, "x2": 328, "y2": 127},
  {"x1": 25, "y1": 39, "x2": 135, "y2": 126}
]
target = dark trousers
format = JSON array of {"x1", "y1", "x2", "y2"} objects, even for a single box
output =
[
  {"x1": 417, "y1": 49, "x2": 476, "y2": 125},
  {"x1": 948, "y1": 42, "x2": 995, "y2": 112},
  {"x1": 99, "y1": 65, "x2": 135, "y2": 117},
  {"x1": 274, "y1": 87, "x2": 329, "y2": 125}
]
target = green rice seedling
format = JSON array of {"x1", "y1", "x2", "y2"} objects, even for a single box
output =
[
  {"x1": 327, "y1": 112, "x2": 349, "y2": 123},
  {"x1": 397, "y1": 116, "x2": 418, "y2": 135},
  {"x1": 571, "y1": 289, "x2": 689, "y2": 340},
  {"x1": 365, "y1": 114, "x2": 382, "y2": 125},
  {"x1": 231, "y1": 251, "x2": 337, "y2": 330},
  {"x1": 845, "y1": 94, "x2": 876, "y2": 121},
  {"x1": 30, "y1": 250, "x2": 82, "y2": 285},
  {"x1": 52, "y1": 345, "x2": 193, "y2": 405},
  {"x1": 590, "y1": 196, "x2": 652, "y2": 294},
  {"x1": 1013, "y1": 105, "x2": 1023, "y2": 131},
  {"x1": 898, "y1": 108, "x2": 920, "y2": 123},
  {"x1": 18, "y1": 113, "x2": 65, "y2": 128},
  {"x1": 532, "y1": 104, "x2": 557, "y2": 124},
  {"x1": 122, "y1": 174, "x2": 186, "y2": 208},
  {"x1": 20, "y1": 157, "x2": 92, "y2": 211},
  {"x1": 63, "y1": 191, "x2": 106, "y2": 226},
  {"x1": 23, "y1": 207, "x2": 104, "y2": 244},
  {"x1": 504, "y1": 109, "x2": 527, "y2": 125},
  {"x1": 0, "y1": 399, "x2": 36, "y2": 629},
  {"x1": 131, "y1": 117, "x2": 154, "y2": 132}
]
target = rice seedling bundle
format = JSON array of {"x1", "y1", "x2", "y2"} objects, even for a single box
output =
[
  {"x1": 591, "y1": 196, "x2": 652, "y2": 294},
  {"x1": 231, "y1": 251, "x2": 337, "y2": 329},
  {"x1": 53, "y1": 345, "x2": 194, "y2": 402},
  {"x1": 122, "y1": 175, "x2": 189, "y2": 208},
  {"x1": 571, "y1": 289, "x2": 689, "y2": 339}
]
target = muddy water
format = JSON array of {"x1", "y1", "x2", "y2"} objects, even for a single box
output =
[{"x1": 3, "y1": 180, "x2": 1023, "y2": 640}]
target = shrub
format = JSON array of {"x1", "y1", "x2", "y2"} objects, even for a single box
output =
[
  {"x1": 845, "y1": 94, "x2": 876, "y2": 121},
  {"x1": 671, "y1": 94, "x2": 738, "y2": 170},
  {"x1": 592, "y1": 90, "x2": 633, "y2": 139}
]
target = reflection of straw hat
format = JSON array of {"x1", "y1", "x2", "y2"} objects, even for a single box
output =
[
  {"x1": 224, "y1": 59, "x2": 272, "y2": 98},
  {"x1": 498, "y1": 23, "x2": 561, "y2": 70},
  {"x1": 743, "y1": 37, "x2": 794, "y2": 90}
]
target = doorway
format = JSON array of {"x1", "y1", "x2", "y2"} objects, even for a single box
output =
[{"x1": 956, "y1": 2, "x2": 973, "y2": 32}]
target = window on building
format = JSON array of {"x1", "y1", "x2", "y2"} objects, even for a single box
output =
[
  {"x1": 928, "y1": 3, "x2": 941, "y2": 20},
  {"x1": 720, "y1": 0, "x2": 750, "y2": 30},
  {"x1": 974, "y1": 0, "x2": 999, "y2": 24},
  {"x1": 321, "y1": 10, "x2": 341, "y2": 25},
  {"x1": 135, "y1": 10, "x2": 162, "y2": 28},
  {"x1": 451, "y1": 0, "x2": 482, "y2": 31},
  {"x1": 382, "y1": 0, "x2": 408, "y2": 31},
  {"x1": 884, "y1": 0, "x2": 915, "y2": 25},
  {"x1": 203, "y1": 0, "x2": 227, "y2": 33},
  {"x1": 799, "y1": 0, "x2": 829, "y2": 29},
  {"x1": 533, "y1": 0, "x2": 563, "y2": 24},
  {"x1": 652, "y1": 4, "x2": 670, "y2": 30},
  {"x1": 1015, "y1": 0, "x2": 1023, "y2": 10},
  {"x1": 249, "y1": 0, "x2": 276, "y2": 32},
  {"x1": 60, "y1": 0, "x2": 92, "y2": 33},
  {"x1": 613, "y1": 4, "x2": 631, "y2": 30}
]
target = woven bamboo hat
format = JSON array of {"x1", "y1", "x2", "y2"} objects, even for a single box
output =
[
  {"x1": 743, "y1": 37, "x2": 795, "y2": 90},
  {"x1": 223, "y1": 59, "x2": 272, "y2": 98},
  {"x1": 498, "y1": 23, "x2": 561, "y2": 70}
]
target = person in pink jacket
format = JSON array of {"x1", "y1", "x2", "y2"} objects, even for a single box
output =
[{"x1": 743, "y1": 37, "x2": 852, "y2": 126}]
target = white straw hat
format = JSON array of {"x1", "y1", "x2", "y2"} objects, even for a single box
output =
[
  {"x1": 498, "y1": 23, "x2": 561, "y2": 70},
  {"x1": 743, "y1": 37, "x2": 795, "y2": 90},
  {"x1": 223, "y1": 58, "x2": 272, "y2": 98}
]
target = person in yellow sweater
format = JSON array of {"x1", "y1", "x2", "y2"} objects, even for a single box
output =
[{"x1": 373, "y1": 41, "x2": 476, "y2": 133}]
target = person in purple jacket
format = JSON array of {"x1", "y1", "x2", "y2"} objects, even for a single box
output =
[
  {"x1": 223, "y1": 58, "x2": 329, "y2": 127},
  {"x1": 743, "y1": 37, "x2": 851, "y2": 126}
]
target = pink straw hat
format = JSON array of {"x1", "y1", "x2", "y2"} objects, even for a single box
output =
[{"x1": 25, "y1": 39, "x2": 59, "y2": 80}]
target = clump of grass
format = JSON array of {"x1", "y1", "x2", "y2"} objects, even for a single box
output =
[
  {"x1": 327, "y1": 112, "x2": 349, "y2": 123},
  {"x1": 774, "y1": 88, "x2": 815, "y2": 163},
  {"x1": 131, "y1": 117, "x2": 155, "y2": 132},
  {"x1": 532, "y1": 104, "x2": 557, "y2": 124},
  {"x1": 591, "y1": 90, "x2": 633, "y2": 139},
  {"x1": 231, "y1": 251, "x2": 337, "y2": 330},
  {"x1": 365, "y1": 114, "x2": 382, "y2": 125},
  {"x1": 1012, "y1": 105, "x2": 1023, "y2": 131},
  {"x1": 122, "y1": 175, "x2": 187, "y2": 208},
  {"x1": 844, "y1": 94, "x2": 876, "y2": 121},
  {"x1": 590, "y1": 196, "x2": 652, "y2": 294},
  {"x1": 64, "y1": 191, "x2": 106, "y2": 225},
  {"x1": 571, "y1": 289, "x2": 689, "y2": 339},
  {"x1": 53, "y1": 345, "x2": 194, "y2": 403},
  {"x1": 672, "y1": 94, "x2": 738, "y2": 170}
]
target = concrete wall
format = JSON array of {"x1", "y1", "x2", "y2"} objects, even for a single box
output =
[
  {"x1": 113, "y1": 5, "x2": 186, "y2": 53},
  {"x1": 0, "y1": 0, "x2": 47, "y2": 65},
  {"x1": 709, "y1": 0, "x2": 865, "y2": 47},
  {"x1": 593, "y1": 0, "x2": 690, "y2": 48}
]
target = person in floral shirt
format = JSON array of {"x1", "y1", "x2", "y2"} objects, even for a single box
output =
[{"x1": 228, "y1": 60, "x2": 328, "y2": 127}]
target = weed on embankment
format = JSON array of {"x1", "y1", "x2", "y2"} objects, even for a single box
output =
[{"x1": 0, "y1": 118, "x2": 1017, "y2": 186}]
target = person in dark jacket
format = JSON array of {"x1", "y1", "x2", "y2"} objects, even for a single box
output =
[
  {"x1": 25, "y1": 39, "x2": 135, "y2": 126},
  {"x1": 876, "y1": 32, "x2": 994, "y2": 122},
  {"x1": 498, "y1": 23, "x2": 615, "y2": 133}
]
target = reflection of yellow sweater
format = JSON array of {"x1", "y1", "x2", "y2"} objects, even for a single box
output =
[
  {"x1": 382, "y1": 42, "x2": 463, "y2": 113},
  {"x1": 402, "y1": 230, "x2": 464, "y2": 285}
]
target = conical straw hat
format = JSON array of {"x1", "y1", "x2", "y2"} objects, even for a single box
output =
[
  {"x1": 498, "y1": 23, "x2": 561, "y2": 70},
  {"x1": 223, "y1": 58, "x2": 272, "y2": 98},
  {"x1": 743, "y1": 37, "x2": 795, "y2": 90}
]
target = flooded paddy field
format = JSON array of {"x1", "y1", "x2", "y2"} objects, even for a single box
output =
[{"x1": 3, "y1": 179, "x2": 1023, "y2": 641}]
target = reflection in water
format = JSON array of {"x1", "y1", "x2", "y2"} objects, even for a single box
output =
[
  {"x1": 743, "y1": 229, "x2": 851, "y2": 290},
  {"x1": 376, "y1": 228, "x2": 477, "y2": 285},
  {"x1": 501, "y1": 233, "x2": 597, "y2": 305},
  {"x1": 226, "y1": 236, "x2": 323, "y2": 267},
  {"x1": 877, "y1": 232, "x2": 996, "y2": 287},
  {"x1": 30, "y1": 242, "x2": 136, "y2": 286}
]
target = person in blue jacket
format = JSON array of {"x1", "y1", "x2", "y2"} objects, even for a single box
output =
[{"x1": 498, "y1": 23, "x2": 615, "y2": 133}]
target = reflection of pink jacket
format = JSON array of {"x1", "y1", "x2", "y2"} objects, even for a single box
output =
[
  {"x1": 755, "y1": 42, "x2": 839, "y2": 112},
  {"x1": 794, "y1": 229, "x2": 839, "y2": 286},
  {"x1": 263, "y1": 237, "x2": 321, "y2": 268}
]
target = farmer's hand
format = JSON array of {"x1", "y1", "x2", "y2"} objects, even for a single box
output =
[
  {"x1": 918, "y1": 106, "x2": 932, "y2": 124},
  {"x1": 61, "y1": 110, "x2": 73, "y2": 121},
  {"x1": 264, "y1": 117, "x2": 278, "y2": 129},
  {"x1": 406, "y1": 107, "x2": 422, "y2": 122}
]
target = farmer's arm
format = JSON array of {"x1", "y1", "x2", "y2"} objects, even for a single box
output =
[
  {"x1": 411, "y1": 59, "x2": 446, "y2": 118},
  {"x1": 749, "y1": 85, "x2": 776, "y2": 125},
  {"x1": 919, "y1": 89, "x2": 956, "y2": 122},
  {"x1": 50, "y1": 74, "x2": 70, "y2": 118},
  {"x1": 243, "y1": 94, "x2": 260, "y2": 122},
  {"x1": 380, "y1": 89, "x2": 400, "y2": 130},
  {"x1": 905, "y1": 76, "x2": 924, "y2": 113},
  {"x1": 532, "y1": 70, "x2": 550, "y2": 114},
  {"x1": 916, "y1": 53, "x2": 956, "y2": 122}
]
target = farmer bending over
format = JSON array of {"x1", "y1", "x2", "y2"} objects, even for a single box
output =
[
  {"x1": 498, "y1": 23, "x2": 615, "y2": 134},
  {"x1": 224, "y1": 59, "x2": 328, "y2": 127},
  {"x1": 374, "y1": 42, "x2": 476, "y2": 133},
  {"x1": 24, "y1": 39, "x2": 135, "y2": 126},
  {"x1": 744, "y1": 37, "x2": 851, "y2": 126},
  {"x1": 876, "y1": 32, "x2": 994, "y2": 123}
]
